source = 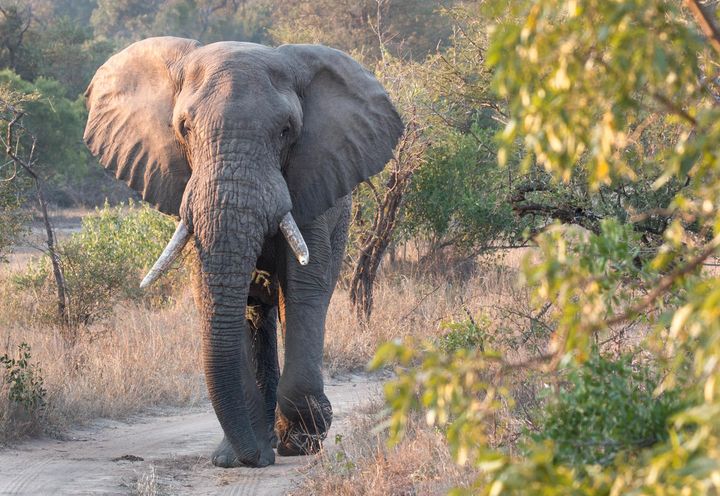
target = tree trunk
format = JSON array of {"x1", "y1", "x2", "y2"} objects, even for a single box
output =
[
  {"x1": 34, "y1": 178, "x2": 67, "y2": 325},
  {"x1": 2, "y1": 110, "x2": 68, "y2": 324},
  {"x1": 349, "y1": 118, "x2": 426, "y2": 320}
]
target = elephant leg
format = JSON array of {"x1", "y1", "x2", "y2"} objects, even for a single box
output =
[
  {"x1": 250, "y1": 303, "x2": 280, "y2": 447},
  {"x1": 213, "y1": 277, "x2": 281, "y2": 465},
  {"x1": 275, "y1": 196, "x2": 350, "y2": 456}
]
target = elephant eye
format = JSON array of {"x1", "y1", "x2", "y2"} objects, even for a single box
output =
[
  {"x1": 179, "y1": 117, "x2": 192, "y2": 138},
  {"x1": 280, "y1": 124, "x2": 291, "y2": 139}
]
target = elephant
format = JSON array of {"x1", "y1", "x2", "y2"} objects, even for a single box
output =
[{"x1": 83, "y1": 37, "x2": 403, "y2": 468}]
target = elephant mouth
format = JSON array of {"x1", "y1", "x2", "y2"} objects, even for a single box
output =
[{"x1": 140, "y1": 211, "x2": 308, "y2": 289}]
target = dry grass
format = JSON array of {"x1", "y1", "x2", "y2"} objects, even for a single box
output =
[
  {"x1": 292, "y1": 397, "x2": 478, "y2": 495},
  {"x1": 0, "y1": 281, "x2": 204, "y2": 442},
  {"x1": 324, "y1": 248, "x2": 533, "y2": 374},
  {"x1": 0, "y1": 245, "x2": 535, "y2": 444},
  {"x1": 302, "y1": 249, "x2": 548, "y2": 495}
]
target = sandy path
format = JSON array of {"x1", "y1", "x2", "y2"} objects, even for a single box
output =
[{"x1": 0, "y1": 374, "x2": 381, "y2": 496}]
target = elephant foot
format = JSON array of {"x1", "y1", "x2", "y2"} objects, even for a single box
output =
[
  {"x1": 211, "y1": 436, "x2": 275, "y2": 468},
  {"x1": 275, "y1": 397, "x2": 332, "y2": 456},
  {"x1": 276, "y1": 427, "x2": 323, "y2": 456}
]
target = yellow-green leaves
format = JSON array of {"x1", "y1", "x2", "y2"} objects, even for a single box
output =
[
  {"x1": 488, "y1": 0, "x2": 706, "y2": 191},
  {"x1": 376, "y1": 1, "x2": 720, "y2": 493}
]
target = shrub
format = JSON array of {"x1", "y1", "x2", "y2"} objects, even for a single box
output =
[
  {"x1": 0, "y1": 343, "x2": 46, "y2": 434},
  {"x1": 12, "y1": 200, "x2": 188, "y2": 328},
  {"x1": 438, "y1": 315, "x2": 489, "y2": 354},
  {"x1": 531, "y1": 352, "x2": 686, "y2": 468},
  {"x1": 401, "y1": 127, "x2": 526, "y2": 250}
]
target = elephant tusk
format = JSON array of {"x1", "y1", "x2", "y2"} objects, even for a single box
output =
[
  {"x1": 140, "y1": 220, "x2": 192, "y2": 289},
  {"x1": 279, "y1": 212, "x2": 309, "y2": 266}
]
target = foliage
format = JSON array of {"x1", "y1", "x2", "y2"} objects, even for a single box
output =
[
  {"x1": 13, "y1": 201, "x2": 184, "y2": 327},
  {"x1": 532, "y1": 351, "x2": 686, "y2": 468},
  {"x1": 0, "y1": 83, "x2": 34, "y2": 261},
  {"x1": 0, "y1": 70, "x2": 89, "y2": 199},
  {"x1": 373, "y1": 1, "x2": 720, "y2": 494},
  {"x1": 0, "y1": 176, "x2": 29, "y2": 262},
  {"x1": 30, "y1": 17, "x2": 115, "y2": 99},
  {"x1": 268, "y1": 0, "x2": 456, "y2": 61},
  {"x1": 371, "y1": 340, "x2": 506, "y2": 472},
  {"x1": 438, "y1": 315, "x2": 489, "y2": 354},
  {"x1": 0, "y1": 5, "x2": 35, "y2": 80},
  {"x1": 91, "y1": 0, "x2": 272, "y2": 45},
  {"x1": 401, "y1": 126, "x2": 526, "y2": 249},
  {"x1": 0, "y1": 343, "x2": 46, "y2": 414},
  {"x1": 370, "y1": 4, "x2": 534, "y2": 256}
]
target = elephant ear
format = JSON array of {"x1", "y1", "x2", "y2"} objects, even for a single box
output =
[
  {"x1": 278, "y1": 45, "x2": 404, "y2": 227},
  {"x1": 84, "y1": 37, "x2": 200, "y2": 216}
]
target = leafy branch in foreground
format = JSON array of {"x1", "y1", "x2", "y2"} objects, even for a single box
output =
[{"x1": 373, "y1": 1, "x2": 720, "y2": 494}]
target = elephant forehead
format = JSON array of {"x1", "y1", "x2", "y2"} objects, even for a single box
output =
[{"x1": 185, "y1": 43, "x2": 290, "y2": 86}]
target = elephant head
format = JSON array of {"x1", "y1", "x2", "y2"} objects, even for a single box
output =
[{"x1": 83, "y1": 37, "x2": 402, "y2": 466}]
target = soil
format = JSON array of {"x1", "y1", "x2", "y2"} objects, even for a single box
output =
[{"x1": 0, "y1": 374, "x2": 382, "y2": 495}]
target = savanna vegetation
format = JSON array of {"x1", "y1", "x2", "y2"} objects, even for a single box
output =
[{"x1": 2, "y1": 0, "x2": 720, "y2": 494}]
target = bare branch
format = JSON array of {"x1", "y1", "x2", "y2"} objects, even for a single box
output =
[{"x1": 685, "y1": 0, "x2": 720, "y2": 55}]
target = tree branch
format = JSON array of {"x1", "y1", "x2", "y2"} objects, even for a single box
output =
[
  {"x1": 604, "y1": 234, "x2": 720, "y2": 327},
  {"x1": 684, "y1": 0, "x2": 720, "y2": 55}
]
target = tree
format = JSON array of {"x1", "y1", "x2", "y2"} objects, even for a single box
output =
[
  {"x1": 350, "y1": 113, "x2": 426, "y2": 319},
  {"x1": 390, "y1": 4, "x2": 532, "y2": 257},
  {"x1": 0, "y1": 86, "x2": 67, "y2": 323},
  {"x1": 268, "y1": 0, "x2": 457, "y2": 61},
  {"x1": 151, "y1": 0, "x2": 271, "y2": 43},
  {"x1": 29, "y1": 17, "x2": 114, "y2": 98},
  {"x1": 0, "y1": 70, "x2": 90, "y2": 200},
  {"x1": 0, "y1": 5, "x2": 34, "y2": 79},
  {"x1": 375, "y1": 0, "x2": 720, "y2": 493},
  {"x1": 90, "y1": 0, "x2": 163, "y2": 41}
]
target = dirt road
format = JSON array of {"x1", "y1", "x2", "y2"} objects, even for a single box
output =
[{"x1": 0, "y1": 374, "x2": 381, "y2": 495}]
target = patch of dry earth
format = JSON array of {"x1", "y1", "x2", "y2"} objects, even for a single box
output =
[{"x1": 0, "y1": 374, "x2": 381, "y2": 495}]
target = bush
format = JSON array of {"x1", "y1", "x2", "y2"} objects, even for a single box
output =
[
  {"x1": 531, "y1": 352, "x2": 686, "y2": 468},
  {"x1": 0, "y1": 343, "x2": 46, "y2": 435},
  {"x1": 401, "y1": 127, "x2": 527, "y2": 250},
  {"x1": 13, "y1": 201, "x2": 188, "y2": 328},
  {"x1": 438, "y1": 315, "x2": 489, "y2": 354}
]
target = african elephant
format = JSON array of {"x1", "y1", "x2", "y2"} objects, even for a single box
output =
[{"x1": 83, "y1": 37, "x2": 402, "y2": 468}]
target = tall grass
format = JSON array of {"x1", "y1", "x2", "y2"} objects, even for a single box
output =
[
  {"x1": 0, "y1": 280, "x2": 204, "y2": 441},
  {"x1": 293, "y1": 399, "x2": 478, "y2": 495},
  {"x1": 324, "y1": 248, "x2": 531, "y2": 374},
  {"x1": 0, "y1": 239, "x2": 534, "y2": 465}
]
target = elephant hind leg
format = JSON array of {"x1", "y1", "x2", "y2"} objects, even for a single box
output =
[{"x1": 248, "y1": 300, "x2": 280, "y2": 447}]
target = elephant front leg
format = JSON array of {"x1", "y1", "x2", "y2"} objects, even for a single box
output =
[
  {"x1": 275, "y1": 198, "x2": 349, "y2": 456},
  {"x1": 213, "y1": 298, "x2": 280, "y2": 466},
  {"x1": 275, "y1": 295, "x2": 333, "y2": 456},
  {"x1": 275, "y1": 298, "x2": 334, "y2": 456}
]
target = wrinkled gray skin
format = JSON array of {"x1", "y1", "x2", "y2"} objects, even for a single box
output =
[{"x1": 83, "y1": 37, "x2": 403, "y2": 468}]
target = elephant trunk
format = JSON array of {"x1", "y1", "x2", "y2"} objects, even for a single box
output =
[{"x1": 187, "y1": 168, "x2": 283, "y2": 467}]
